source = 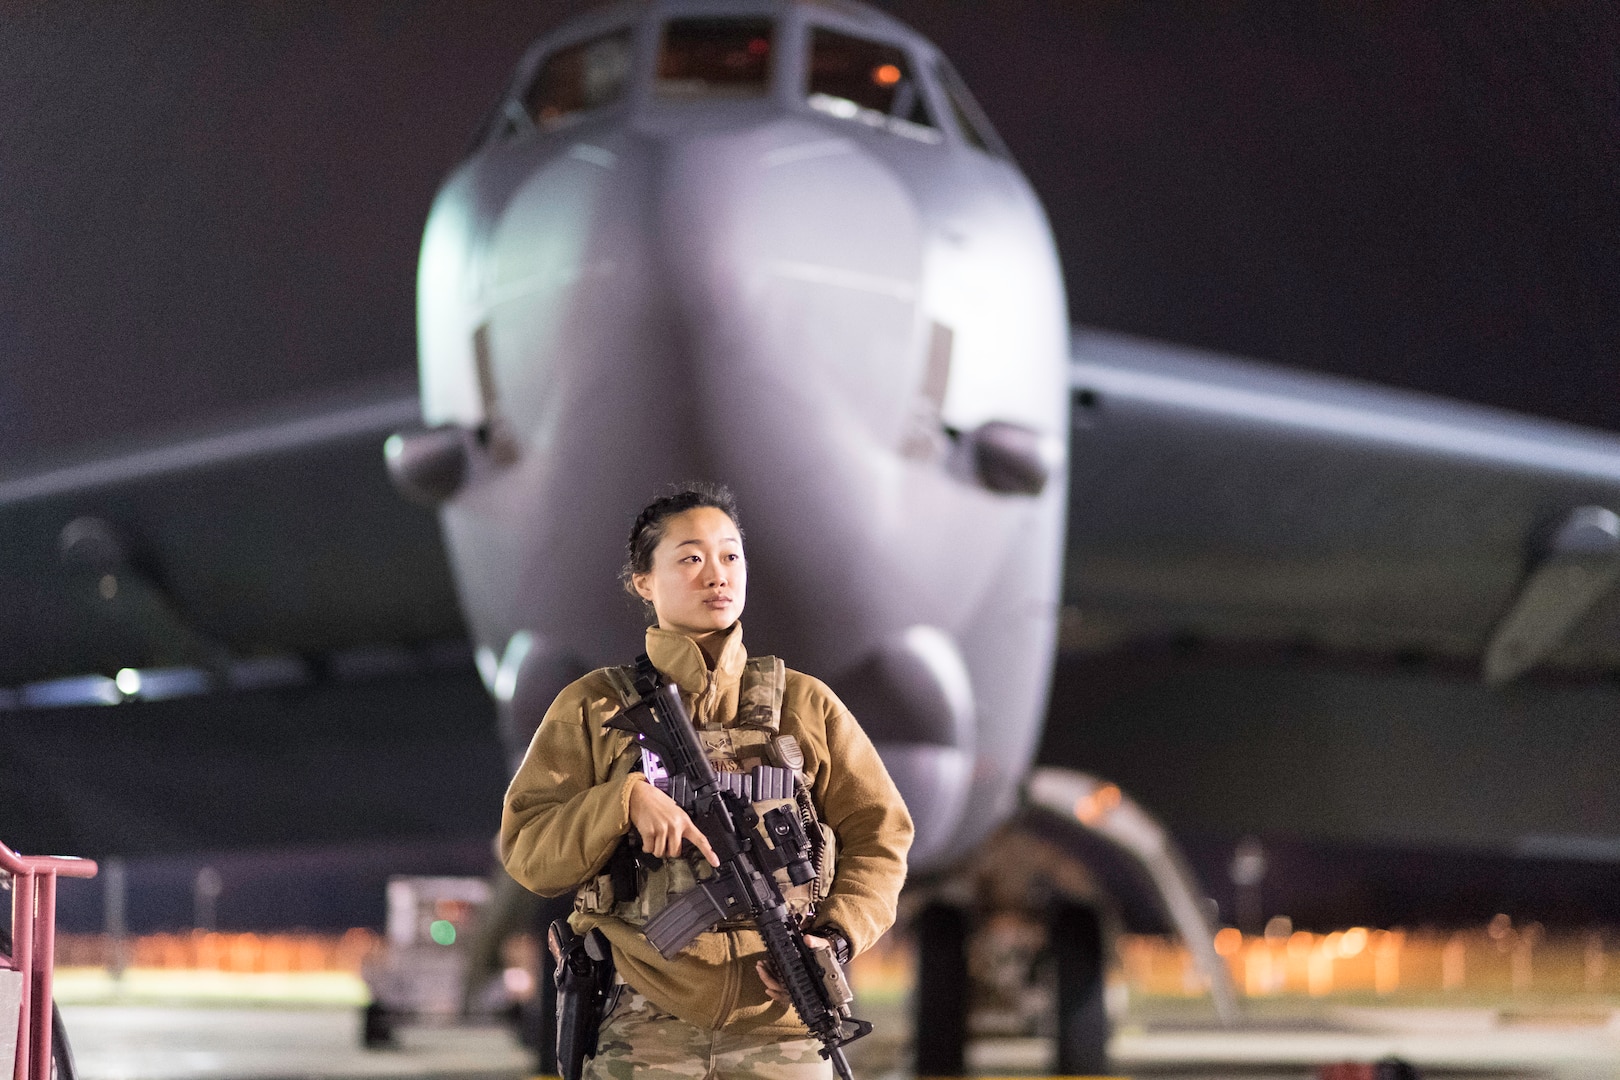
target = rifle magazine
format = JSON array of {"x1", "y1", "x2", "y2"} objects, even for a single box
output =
[{"x1": 641, "y1": 874, "x2": 742, "y2": 959}]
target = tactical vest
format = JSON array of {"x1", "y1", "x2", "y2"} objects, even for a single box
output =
[{"x1": 574, "y1": 655, "x2": 836, "y2": 929}]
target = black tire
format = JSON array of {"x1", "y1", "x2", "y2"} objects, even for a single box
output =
[
  {"x1": 361, "y1": 1000, "x2": 398, "y2": 1049},
  {"x1": 912, "y1": 903, "x2": 970, "y2": 1077},
  {"x1": 0, "y1": 925, "x2": 76, "y2": 1080},
  {"x1": 1051, "y1": 901, "x2": 1111, "y2": 1076}
]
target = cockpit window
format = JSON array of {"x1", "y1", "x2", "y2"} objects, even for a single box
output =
[
  {"x1": 523, "y1": 30, "x2": 634, "y2": 130},
  {"x1": 806, "y1": 29, "x2": 937, "y2": 142},
  {"x1": 807, "y1": 30, "x2": 930, "y2": 126},
  {"x1": 933, "y1": 59, "x2": 1007, "y2": 157},
  {"x1": 657, "y1": 19, "x2": 774, "y2": 98}
]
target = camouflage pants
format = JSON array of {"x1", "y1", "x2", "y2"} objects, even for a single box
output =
[{"x1": 584, "y1": 987, "x2": 834, "y2": 1080}]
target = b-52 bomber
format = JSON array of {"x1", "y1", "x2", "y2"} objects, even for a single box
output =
[{"x1": 3, "y1": 1, "x2": 1618, "y2": 1073}]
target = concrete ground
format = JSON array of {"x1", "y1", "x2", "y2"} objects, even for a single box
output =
[
  {"x1": 58, "y1": 1004, "x2": 528, "y2": 1080},
  {"x1": 58, "y1": 997, "x2": 1620, "y2": 1080}
]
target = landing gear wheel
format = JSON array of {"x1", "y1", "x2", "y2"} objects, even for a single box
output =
[
  {"x1": 1051, "y1": 901, "x2": 1110, "y2": 1076},
  {"x1": 361, "y1": 1000, "x2": 397, "y2": 1049},
  {"x1": 911, "y1": 903, "x2": 969, "y2": 1077}
]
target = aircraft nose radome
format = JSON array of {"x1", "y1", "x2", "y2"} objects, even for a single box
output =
[
  {"x1": 646, "y1": 122, "x2": 927, "y2": 434},
  {"x1": 624, "y1": 123, "x2": 938, "y2": 646},
  {"x1": 427, "y1": 122, "x2": 931, "y2": 660}
]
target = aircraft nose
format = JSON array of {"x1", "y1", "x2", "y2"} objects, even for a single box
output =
[
  {"x1": 422, "y1": 121, "x2": 928, "y2": 641},
  {"x1": 629, "y1": 121, "x2": 932, "y2": 617},
  {"x1": 641, "y1": 127, "x2": 996, "y2": 865},
  {"x1": 642, "y1": 120, "x2": 927, "y2": 424},
  {"x1": 428, "y1": 119, "x2": 984, "y2": 866}
]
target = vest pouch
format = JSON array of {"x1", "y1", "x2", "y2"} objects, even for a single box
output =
[
  {"x1": 575, "y1": 873, "x2": 616, "y2": 916},
  {"x1": 620, "y1": 853, "x2": 701, "y2": 926}
]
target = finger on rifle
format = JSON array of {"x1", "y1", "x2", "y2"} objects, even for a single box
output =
[
  {"x1": 756, "y1": 960, "x2": 787, "y2": 1002},
  {"x1": 654, "y1": 820, "x2": 682, "y2": 859},
  {"x1": 683, "y1": 817, "x2": 720, "y2": 866}
]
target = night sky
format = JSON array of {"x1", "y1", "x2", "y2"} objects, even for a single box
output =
[{"x1": 3, "y1": 1, "x2": 1616, "y2": 470}]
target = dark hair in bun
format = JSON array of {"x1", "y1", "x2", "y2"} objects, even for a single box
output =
[{"x1": 623, "y1": 483, "x2": 743, "y2": 597}]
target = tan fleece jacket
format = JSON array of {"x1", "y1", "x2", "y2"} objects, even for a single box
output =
[{"x1": 500, "y1": 622, "x2": 914, "y2": 1033}]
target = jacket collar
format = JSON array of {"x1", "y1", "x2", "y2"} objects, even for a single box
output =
[{"x1": 645, "y1": 622, "x2": 747, "y2": 697}]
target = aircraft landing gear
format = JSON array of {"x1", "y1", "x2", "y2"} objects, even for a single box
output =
[
  {"x1": 1052, "y1": 901, "x2": 1110, "y2": 1075},
  {"x1": 911, "y1": 903, "x2": 970, "y2": 1076},
  {"x1": 361, "y1": 1001, "x2": 397, "y2": 1049},
  {"x1": 908, "y1": 884, "x2": 1115, "y2": 1076}
]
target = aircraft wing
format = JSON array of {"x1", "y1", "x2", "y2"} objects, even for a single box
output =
[
  {"x1": 1063, "y1": 327, "x2": 1620, "y2": 683},
  {"x1": 0, "y1": 383, "x2": 462, "y2": 692},
  {"x1": 8, "y1": 330, "x2": 1618, "y2": 694}
]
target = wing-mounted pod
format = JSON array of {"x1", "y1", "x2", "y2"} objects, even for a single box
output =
[
  {"x1": 383, "y1": 426, "x2": 475, "y2": 507},
  {"x1": 967, "y1": 420, "x2": 1063, "y2": 495},
  {"x1": 1483, "y1": 505, "x2": 1620, "y2": 685},
  {"x1": 947, "y1": 421, "x2": 1064, "y2": 496}
]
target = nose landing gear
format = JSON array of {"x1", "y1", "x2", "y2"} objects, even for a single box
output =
[{"x1": 908, "y1": 897, "x2": 1112, "y2": 1078}]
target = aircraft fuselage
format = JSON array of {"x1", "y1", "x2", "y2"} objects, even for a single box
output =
[{"x1": 414, "y1": 0, "x2": 1069, "y2": 868}]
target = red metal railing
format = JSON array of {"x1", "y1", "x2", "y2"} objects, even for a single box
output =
[{"x1": 1, "y1": 841, "x2": 97, "y2": 1080}]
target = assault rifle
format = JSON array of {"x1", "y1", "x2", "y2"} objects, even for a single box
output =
[{"x1": 604, "y1": 662, "x2": 872, "y2": 1080}]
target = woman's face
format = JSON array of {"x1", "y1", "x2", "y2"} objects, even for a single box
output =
[{"x1": 632, "y1": 506, "x2": 747, "y2": 635}]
